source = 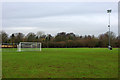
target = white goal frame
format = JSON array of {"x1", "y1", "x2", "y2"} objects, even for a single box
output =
[{"x1": 17, "y1": 42, "x2": 41, "y2": 52}]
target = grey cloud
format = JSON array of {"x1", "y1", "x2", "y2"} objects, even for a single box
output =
[
  {"x1": 2, "y1": 2, "x2": 118, "y2": 36},
  {"x1": 2, "y1": 2, "x2": 117, "y2": 19}
]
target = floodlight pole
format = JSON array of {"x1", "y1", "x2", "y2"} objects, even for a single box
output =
[{"x1": 107, "y1": 9, "x2": 112, "y2": 50}]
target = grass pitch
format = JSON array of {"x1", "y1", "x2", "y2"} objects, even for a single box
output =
[{"x1": 2, "y1": 48, "x2": 118, "y2": 78}]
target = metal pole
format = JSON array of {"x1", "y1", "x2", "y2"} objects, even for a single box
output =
[
  {"x1": 107, "y1": 9, "x2": 112, "y2": 50},
  {"x1": 108, "y1": 12, "x2": 110, "y2": 47}
]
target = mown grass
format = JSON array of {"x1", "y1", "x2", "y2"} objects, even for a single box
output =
[{"x1": 2, "y1": 48, "x2": 118, "y2": 78}]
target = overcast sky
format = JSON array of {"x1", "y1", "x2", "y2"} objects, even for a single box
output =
[{"x1": 2, "y1": 2, "x2": 118, "y2": 36}]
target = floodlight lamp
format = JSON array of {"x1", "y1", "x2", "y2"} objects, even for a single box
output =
[{"x1": 107, "y1": 10, "x2": 112, "y2": 13}]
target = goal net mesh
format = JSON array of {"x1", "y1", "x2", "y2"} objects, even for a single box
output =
[{"x1": 18, "y1": 42, "x2": 41, "y2": 52}]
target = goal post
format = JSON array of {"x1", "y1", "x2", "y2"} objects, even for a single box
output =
[{"x1": 17, "y1": 42, "x2": 41, "y2": 52}]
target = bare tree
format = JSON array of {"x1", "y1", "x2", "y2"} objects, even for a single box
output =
[
  {"x1": 26, "y1": 32, "x2": 36, "y2": 42},
  {"x1": 36, "y1": 31, "x2": 45, "y2": 38},
  {"x1": 0, "y1": 31, "x2": 8, "y2": 43}
]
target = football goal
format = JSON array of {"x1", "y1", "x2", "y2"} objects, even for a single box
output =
[{"x1": 17, "y1": 42, "x2": 41, "y2": 52}]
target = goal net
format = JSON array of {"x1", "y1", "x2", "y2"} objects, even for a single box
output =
[{"x1": 18, "y1": 42, "x2": 41, "y2": 52}]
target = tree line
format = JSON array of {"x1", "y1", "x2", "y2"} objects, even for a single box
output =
[{"x1": 0, "y1": 31, "x2": 119, "y2": 48}]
